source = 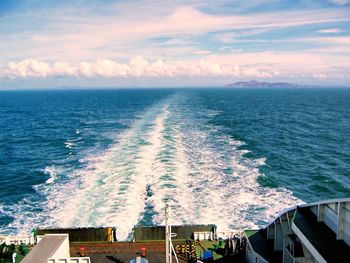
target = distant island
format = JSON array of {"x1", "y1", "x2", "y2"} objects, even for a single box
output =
[{"x1": 226, "y1": 80, "x2": 302, "y2": 88}]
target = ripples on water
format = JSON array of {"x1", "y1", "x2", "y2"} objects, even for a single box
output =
[{"x1": 0, "y1": 88, "x2": 349, "y2": 238}]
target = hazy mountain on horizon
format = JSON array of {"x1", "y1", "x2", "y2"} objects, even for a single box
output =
[{"x1": 226, "y1": 80, "x2": 302, "y2": 88}]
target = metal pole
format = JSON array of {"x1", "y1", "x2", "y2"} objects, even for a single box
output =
[
  {"x1": 169, "y1": 221, "x2": 172, "y2": 263},
  {"x1": 171, "y1": 242, "x2": 180, "y2": 263},
  {"x1": 165, "y1": 201, "x2": 170, "y2": 263},
  {"x1": 165, "y1": 200, "x2": 179, "y2": 263}
]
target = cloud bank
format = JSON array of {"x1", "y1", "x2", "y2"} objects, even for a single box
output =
[
  {"x1": 0, "y1": 57, "x2": 280, "y2": 79},
  {"x1": 2, "y1": 51, "x2": 349, "y2": 83}
]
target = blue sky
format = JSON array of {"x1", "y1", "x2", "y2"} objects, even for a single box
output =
[{"x1": 0, "y1": 0, "x2": 350, "y2": 88}]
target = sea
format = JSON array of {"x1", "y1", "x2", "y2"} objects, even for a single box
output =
[{"x1": 0, "y1": 87, "x2": 349, "y2": 239}]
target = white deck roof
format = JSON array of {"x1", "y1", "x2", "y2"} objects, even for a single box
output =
[{"x1": 21, "y1": 234, "x2": 68, "y2": 263}]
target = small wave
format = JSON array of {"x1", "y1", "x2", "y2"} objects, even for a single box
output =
[
  {"x1": 64, "y1": 141, "x2": 75, "y2": 149},
  {"x1": 42, "y1": 166, "x2": 63, "y2": 184},
  {"x1": 64, "y1": 136, "x2": 83, "y2": 150}
]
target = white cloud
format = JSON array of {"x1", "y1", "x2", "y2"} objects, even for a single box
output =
[
  {"x1": 317, "y1": 28, "x2": 343, "y2": 33},
  {"x1": 192, "y1": 50, "x2": 211, "y2": 55},
  {"x1": 3, "y1": 60, "x2": 51, "y2": 78},
  {"x1": 301, "y1": 36, "x2": 350, "y2": 45},
  {"x1": 328, "y1": 0, "x2": 350, "y2": 5},
  {"x1": 313, "y1": 73, "x2": 328, "y2": 79}
]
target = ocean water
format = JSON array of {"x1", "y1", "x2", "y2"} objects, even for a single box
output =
[{"x1": 0, "y1": 88, "x2": 349, "y2": 239}]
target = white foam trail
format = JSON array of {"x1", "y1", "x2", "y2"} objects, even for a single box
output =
[
  {"x1": 50, "y1": 103, "x2": 180, "y2": 239},
  {"x1": 112, "y1": 107, "x2": 170, "y2": 238},
  {"x1": 1, "y1": 94, "x2": 302, "y2": 238},
  {"x1": 185, "y1": 133, "x2": 300, "y2": 231},
  {"x1": 147, "y1": 101, "x2": 302, "y2": 231},
  {"x1": 138, "y1": 108, "x2": 167, "y2": 194},
  {"x1": 45, "y1": 107, "x2": 171, "y2": 239},
  {"x1": 150, "y1": 107, "x2": 197, "y2": 225}
]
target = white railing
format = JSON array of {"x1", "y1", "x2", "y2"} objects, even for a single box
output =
[
  {"x1": 215, "y1": 231, "x2": 243, "y2": 240},
  {"x1": 193, "y1": 230, "x2": 243, "y2": 241},
  {"x1": 0, "y1": 235, "x2": 34, "y2": 245},
  {"x1": 48, "y1": 257, "x2": 91, "y2": 263},
  {"x1": 193, "y1": 231, "x2": 214, "y2": 241}
]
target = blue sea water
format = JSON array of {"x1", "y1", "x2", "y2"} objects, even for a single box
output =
[{"x1": 0, "y1": 88, "x2": 349, "y2": 239}]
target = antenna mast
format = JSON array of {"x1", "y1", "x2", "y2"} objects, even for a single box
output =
[{"x1": 165, "y1": 200, "x2": 179, "y2": 263}]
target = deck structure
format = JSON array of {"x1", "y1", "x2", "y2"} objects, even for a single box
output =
[{"x1": 246, "y1": 198, "x2": 350, "y2": 263}]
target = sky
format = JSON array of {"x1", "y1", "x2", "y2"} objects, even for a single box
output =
[{"x1": 0, "y1": 0, "x2": 350, "y2": 88}]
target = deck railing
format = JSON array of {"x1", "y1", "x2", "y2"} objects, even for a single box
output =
[{"x1": 48, "y1": 257, "x2": 91, "y2": 263}]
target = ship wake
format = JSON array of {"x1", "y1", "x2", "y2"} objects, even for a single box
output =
[{"x1": 0, "y1": 93, "x2": 302, "y2": 238}]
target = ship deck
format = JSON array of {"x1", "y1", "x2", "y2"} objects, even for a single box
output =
[
  {"x1": 69, "y1": 240, "x2": 244, "y2": 262},
  {"x1": 70, "y1": 241, "x2": 187, "y2": 263},
  {"x1": 246, "y1": 229, "x2": 282, "y2": 263},
  {"x1": 293, "y1": 206, "x2": 350, "y2": 263}
]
